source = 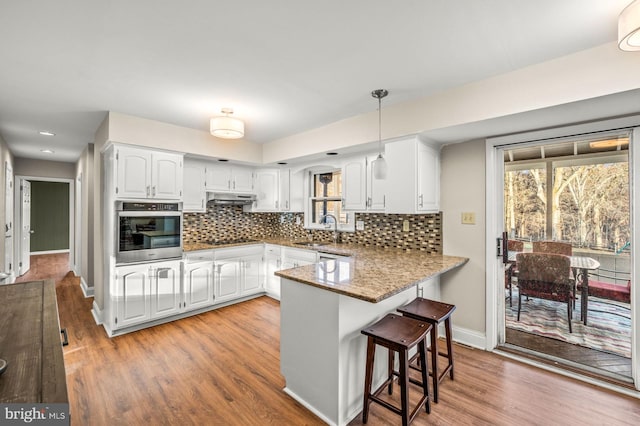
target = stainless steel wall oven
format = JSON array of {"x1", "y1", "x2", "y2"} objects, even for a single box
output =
[{"x1": 116, "y1": 201, "x2": 182, "y2": 264}]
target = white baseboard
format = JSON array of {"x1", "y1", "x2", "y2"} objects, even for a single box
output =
[
  {"x1": 452, "y1": 325, "x2": 487, "y2": 350},
  {"x1": 91, "y1": 301, "x2": 103, "y2": 325},
  {"x1": 80, "y1": 277, "x2": 94, "y2": 298},
  {"x1": 283, "y1": 387, "x2": 337, "y2": 426}
]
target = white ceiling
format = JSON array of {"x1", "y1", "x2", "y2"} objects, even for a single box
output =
[{"x1": 0, "y1": 0, "x2": 633, "y2": 162}]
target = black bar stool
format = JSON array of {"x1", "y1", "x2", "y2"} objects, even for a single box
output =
[
  {"x1": 397, "y1": 298, "x2": 456, "y2": 403},
  {"x1": 361, "y1": 313, "x2": 432, "y2": 426}
]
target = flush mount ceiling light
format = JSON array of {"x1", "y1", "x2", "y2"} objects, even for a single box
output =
[
  {"x1": 210, "y1": 108, "x2": 244, "y2": 139},
  {"x1": 38, "y1": 131, "x2": 55, "y2": 136},
  {"x1": 40, "y1": 149, "x2": 55, "y2": 154},
  {"x1": 371, "y1": 89, "x2": 389, "y2": 180},
  {"x1": 619, "y1": 0, "x2": 640, "y2": 51}
]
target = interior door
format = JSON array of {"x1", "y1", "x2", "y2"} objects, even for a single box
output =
[{"x1": 19, "y1": 179, "x2": 31, "y2": 275}]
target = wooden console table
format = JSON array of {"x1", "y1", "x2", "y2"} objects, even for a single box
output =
[{"x1": 0, "y1": 280, "x2": 68, "y2": 403}]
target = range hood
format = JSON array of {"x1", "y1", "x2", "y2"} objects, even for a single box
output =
[{"x1": 206, "y1": 192, "x2": 256, "y2": 205}]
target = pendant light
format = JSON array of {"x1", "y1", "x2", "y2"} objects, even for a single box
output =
[
  {"x1": 619, "y1": 0, "x2": 640, "y2": 51},
  {"x1": 371, "y1": 89, "x2": 388, "y2": 179},
  {"x1": 210, "y1": 108, "x2": 245, "y2": 139}
]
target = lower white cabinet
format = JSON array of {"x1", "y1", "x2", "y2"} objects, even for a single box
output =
[
  {"x1": 264, "y1": 244, "x2": 283, "y2": 299},
  {"x1": 114, "y1": 260, "x2": 181, "y2": 330},
  {"x1": 214, "y1": 245, "x2": 264, "y2": 303},
  {"x1": 182, "y1": 260, "x2": 214, "y2": 311}
]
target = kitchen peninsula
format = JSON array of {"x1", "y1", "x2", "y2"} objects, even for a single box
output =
[{"x1": 275, "y1": 245, "x2": 467, "y2": 426}]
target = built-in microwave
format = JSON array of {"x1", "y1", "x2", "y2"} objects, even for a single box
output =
[{"x1": 115, "y1": 201, "x2": 182, "y2": 264}]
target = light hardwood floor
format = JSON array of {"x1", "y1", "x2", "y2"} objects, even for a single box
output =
[{"x1": 23, "y1": 254, "x2": 640, "y2": 425}]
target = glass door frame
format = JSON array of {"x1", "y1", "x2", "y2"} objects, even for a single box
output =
[{"x1": 485, "y1": 115, "x2": 640, "y2": 390}]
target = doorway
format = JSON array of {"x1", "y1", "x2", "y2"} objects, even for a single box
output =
[
  {"x1": 14, "y1": 176, "x2": 75, "y2": 277},
  {"x1": 485, "y1": 116, "x2": 640, "y2": 391},
  {"x1": 501, "y1": 134, "x2": 631, "y2": 381}
]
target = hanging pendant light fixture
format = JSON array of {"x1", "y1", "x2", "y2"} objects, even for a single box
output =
[
  {"x1": 210, "y1": 108, "x2": 245, "y2": 139},
  {"x1": 619, "y1": 0, "x2": 640, "y2": 51},
  {"x1": 371, "y1": 89, "x2": 388, "y2": 179}
]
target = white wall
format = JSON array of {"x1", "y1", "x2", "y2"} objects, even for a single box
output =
[
  {"x1": 14, "y1": 158, "x2": 76, "y2": 179},
  {"x1": 440, "y1": 140, "x2": 486, "y2": 334},
  {"x1": 0, "y1": 133, "x2": 14, "y2": 277},
  {"x1": 75, "y1": 144, "x2": 94, "y2": 293}
]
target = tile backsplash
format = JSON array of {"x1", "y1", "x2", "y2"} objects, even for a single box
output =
[{"x1": 183, "y1": 205, "x2": 442, "y2": 253}]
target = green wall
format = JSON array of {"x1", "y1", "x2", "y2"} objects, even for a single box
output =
[{"x1": 30, "y1": 181, "x2": 69, "y2": 251}]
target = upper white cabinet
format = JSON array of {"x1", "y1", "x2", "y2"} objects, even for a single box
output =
[
  {"x1": 115, "y1": 146, "x2": 183, "y2": 200},
  {"x1": 342, "y1": 159, "x2": 367, "y2": 210},
  {"x1": 183, "y1": 160, "x2": 207, "y2": 212},
  {"x1": 341, "y1": 156, "x2": 385, "y2": 212},
  {"x1": 251, "y1": 168, "x2": 304, "y2": 212},
  {"x1": 254, "y1": 169, "x2": 280, "y2": 211},
  {"x1": 384, "y1": 137, "x2": 440, "y2": 214},
  {"x1": 206, "y1": 164, "x2": 254, "y2": 193}
]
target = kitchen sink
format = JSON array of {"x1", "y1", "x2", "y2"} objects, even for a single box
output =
[{"x1": 293, "y1": 241, "x2": 331, "y2": 248}]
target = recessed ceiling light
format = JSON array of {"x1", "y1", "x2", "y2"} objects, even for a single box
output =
[
  {"x1": 40, "y1": 149, "x2": 55, "y2": 154},
  {"x1": 218, "y1": 159, "x2": 229, "y2": 162},
  {"x1": 326, "y1": 152, "x2": 338, "y2": 156},
  {"x1": 39, "y1": 131, "x2": 55, "y2": 136},
  {"x1": 277, "y1": 162, "x2": 288, "y2": 165}
]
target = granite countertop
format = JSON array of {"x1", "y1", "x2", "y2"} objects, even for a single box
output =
[{"x1": 183, "y1": 238, "x2": 468, "y2": 303}]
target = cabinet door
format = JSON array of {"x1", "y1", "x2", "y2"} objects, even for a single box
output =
[
  {"x1": 342, "y1": 158, "x2": 367, "y2": 210},
  {"x1": 417, "y1": 144, "x2": 440, "y2": 212},
  {"x1": 241, "y1": 254, "x2": 263, "y2": 294},
  {"x1": 232, "y1": 167, "x2": 254, "y2": 193},
  {"x1": 366, "y1": 156, "x2": 386, "y2": 211},
  {"x1": 215, "y1": 260, "x2": 241, "y2": 302},
  {"x1": 116, "y1": 147, "x2": 151, "y2": 199},
  {"x1": 206, "y1": 164, "x2": 232, "y2": 191},
  {"x1": 183, "y1": 161, "x2": 207, "y2": 212},
  {"x1": 150, "y1": 264, "x2": 181, "y2": 319},
  {"x1": 115, "y1": 265, "x2": 150, "y2": 328},
  {"x1": 279, "y1": 169, "x2": 291, "y2": 211},
  {"x1": 384, "y1": 138, "x2": 418, "y2": 214},
  {"x1": 152, "y1": 152, "x2": 183, "y2": 199},
  {"x1": 183, "y1": 261, "x2": 214, "y2": 311},
  {"x1": 289, "y1": 170, "x2": 305, "y2": 212},
  {"x1": 265, "y1": 253, "x2": 281, "y2": 299},
  {"x1": 254, "y1": 169, "x2": 279, "y2": 211}
]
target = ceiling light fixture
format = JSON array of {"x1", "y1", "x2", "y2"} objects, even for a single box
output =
[
  {"x1": 619, "y1": 0, "x2": 640, "y2": 51},
  {"x1": 38, "y1": 131, "x2": 55, "y2": 136},
  {"x1": 371, "y1": 89, "x2": 389, "y2": 180},
  {"x1": 40, "y1": 149, "x2": 55, "y2": 154},
  {"x1": 210, "y1": 108, "x2": 244, "y2": 139}
]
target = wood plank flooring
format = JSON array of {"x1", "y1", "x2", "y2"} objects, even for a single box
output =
[{"x1": 20, "y1": 254, "x2": 640, "y2": 425}]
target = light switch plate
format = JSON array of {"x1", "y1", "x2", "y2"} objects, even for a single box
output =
[
  {"x1": 461, "y1": 212, "x2": 476, "y2": 224},
  {"x1": 356, "y1": 220, "x2": 364, "y2": 231}
]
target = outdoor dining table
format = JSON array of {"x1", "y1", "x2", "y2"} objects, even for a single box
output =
[{"x1": 508, "y1": 252, "x2": 600, "y2": 325}]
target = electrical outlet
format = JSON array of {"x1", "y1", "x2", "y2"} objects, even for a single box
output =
[
  {"x1": 402, "y1": 220, "x2": 410, "y2": 232},
  {"x1": 295, "y1": 216, "x2": 301, "y2": 225},
  {"x1": 461, "y1": 212, "x2": 476, "y2": 225},
  {"x1": 356, "y1": 220, "x2": 364, "y2": 231}
]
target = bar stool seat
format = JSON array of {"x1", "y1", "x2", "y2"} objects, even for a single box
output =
[
  {"x1": 361, "y1": 313, "x2": 432, "y2": 426},
  {"x1": 397, "y1": 298, "x2": 456, "y2": 403}
]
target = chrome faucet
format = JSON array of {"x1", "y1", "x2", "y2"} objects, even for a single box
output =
[{"x1": 321, "y1": 214, "x2": 339, "y2": 244}]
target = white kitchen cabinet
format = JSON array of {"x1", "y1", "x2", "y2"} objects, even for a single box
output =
[
  {"x1": 113, "y1": 260, "x2": 182, "y2": 330},
  {"x1": 366, "y1": 155, "x2": 386, "y2": 211},
  {"x1": 206, "y1": 164, "x2": 254, "y2": 193},
  {"x1": 115, "y1": 146, "x2": 183, "y2": 200},
  {"x1": 149, "y1": 262, "x2": 181, "y2": 319},
  {"x1": 182, "y1": 260, "x2": 214, "y2": 311},
  {"x1": 384, "y1": 137, "x2": 440, "y2": 214},
  {"x1": 264, "y1": 244, "x2": 282, "y2": 299},
  {"x1": 214, "y1": 258, "x2": 242, "y2": 303},
  {"x1": 114, "y1": 263, "x2": 151, "y2": 329},
  {"x1": 282, "y1": 247, "x2": 318, "y2": 269},
  {"x1": 342, "y1": 158, "x2": 367, "y2": 210},
  {"x1": 183, "y1": 160, "x2": 207, "y2": 212},
  {"x1": 213, "y1": 244, "x2": 264, "y2": 303},
  {"x1": 241, "y1": 254, "x2": 264, "y2": 295},
  {"x1": 252, "y1": 168, "x2": 304, "y2": 212},
  {"x1": 254, "y1": 169, "x2": 280, "y2": 211}
]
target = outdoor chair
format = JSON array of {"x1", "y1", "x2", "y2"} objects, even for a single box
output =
[
  {"x1": 516, "y1": 253, "x2": 575, "y2": 333},
  {"x1": 582, "y1": 268, "x2": 631, "y2": 304},
  {"x1": 532, "y1": 241, "x2": 572, "y2": 256}
]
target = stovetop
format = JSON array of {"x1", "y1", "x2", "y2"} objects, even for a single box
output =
[{"x1": 205, "y1": 238, "x2": 259, "y2": 246}]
